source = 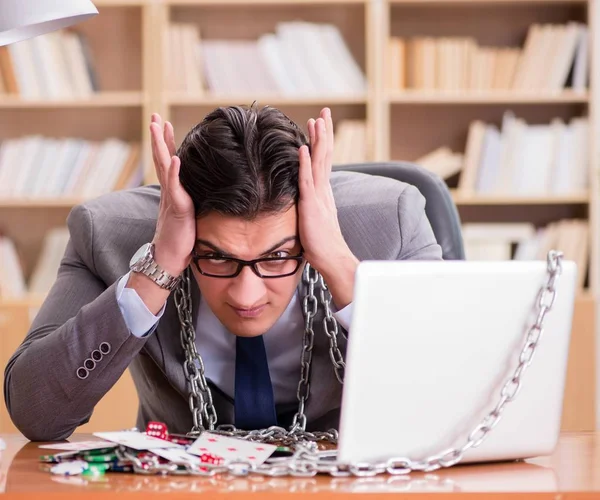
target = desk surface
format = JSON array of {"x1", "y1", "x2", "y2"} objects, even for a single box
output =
[{"x1": 1, "y1": 432, "x2": 600, "y2": 498}]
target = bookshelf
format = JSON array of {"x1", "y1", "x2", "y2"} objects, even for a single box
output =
[
  {"x1": 386, "y1": 90, "x2": 589, "y2": 104},
  {"x1": 167, "y1": 95, "x2": 369, "y2": 106},
  {"x1": 0, "y1": 199, "x2": 86, "y2": 208},
  {"x1": 0, "y1": 0, "x2": 597, "y2": 434},
  {"x1": 388, "y1": 0, "x2": 586, "y2": 4},
  {"x1": 450, "y1": 191, "x2": 590, "y2": 205},
  {"x1": 0, "y1": 92, "x2": 145, "y2": 108}
]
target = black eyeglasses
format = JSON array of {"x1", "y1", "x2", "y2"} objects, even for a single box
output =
[{"x1": 192, "y1": 250, "x2": 304, "y2": 278}]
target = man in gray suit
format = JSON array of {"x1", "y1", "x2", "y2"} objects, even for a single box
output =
[{"x1": 4, "y1": 105, "x2": 442, "y2": 441}]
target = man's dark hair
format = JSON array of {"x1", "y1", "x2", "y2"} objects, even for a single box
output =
[{"x1": 178, "y1": 103, "x2": 309, "y2": 219}]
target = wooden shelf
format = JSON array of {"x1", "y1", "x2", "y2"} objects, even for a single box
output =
[
  {"x1": 94, "y1": 0, "x2": 147, "y2": 5},
  {"x1": 94, "y1": 0, "x2": 585, "y2": 4},
  {"x1": 0, "y1": 198, "x2": 86, "y2": 208},
  {"x1": 167, "y1": 93, "x2": 369, "y2": 106},
  {"x1": 0, "y1": 92, "x2": 145, "y2": 109},
  {"x1": 388, "y1": 0, "x2": 585, "y2": 4},
  {"x1": 91, "y1": 0, "x2": 586, "y2": 4},
  {"x1": 387, "y1": 90, "x2": 589, "y2": 104},
  {"x1": 166, "y1": 0, "x2": 367, "y2": 4},
  {"x1": 451, "y1": 191, "x2": 590, "y2": 205}
]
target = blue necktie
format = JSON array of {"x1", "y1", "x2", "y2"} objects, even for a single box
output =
[{"x1": 234, "y1": 335, "x2": 278, "y2": 430}]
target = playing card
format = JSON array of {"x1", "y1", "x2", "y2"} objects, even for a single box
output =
[
  {"x1": 187, "y1": 433, "x2": 276, "y2": 466},
  {"x1": 93, "y1": 431, "x2": 182, "y2": 450},
  {"x1": 149, "y1": 448, "x2": 204, "y2": 465},
  {"x1": 39, "y1": 441, "x2": 116, "y2": 451}
]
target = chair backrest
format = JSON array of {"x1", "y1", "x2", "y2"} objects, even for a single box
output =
[{"x1": 333, "y1": 161, "x2": 465, "y2": 260}]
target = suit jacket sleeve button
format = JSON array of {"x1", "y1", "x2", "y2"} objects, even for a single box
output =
[
  {"x1": 99, "y1": 342, "x2": 111, "y2": 355},
  {"x1": 84, "y1": 358, "x2": 96, "y2": 371},
  {"x1": 76, "y1": 367, "x2": 89, "y2": 380}
]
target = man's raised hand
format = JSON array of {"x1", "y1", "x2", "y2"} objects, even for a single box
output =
[{"x1": 149, "y1": 113, "x2": 196, "y2": 277}]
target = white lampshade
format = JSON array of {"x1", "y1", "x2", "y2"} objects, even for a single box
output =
[{"x1": 0, "y1": 0, "x2": 98, "y2": 46}]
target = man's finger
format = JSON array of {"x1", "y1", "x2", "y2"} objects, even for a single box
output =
[
  {"x1": 168, "y1": 155, "x2": 180, "y2": 197},
  {"x1": 150, "y1": 122, "x2": 163, "y2": 185},
  {"x1": 151, "y1": 121, "x2": 172, "y2": 170},
  {"x1": 311, "y1": 118, "x2": 327, "y2": 186},
  {"x1": 307, "y1": 119, "x2": 316, "y2": 146},
  {"x1": 165, "y1": 121, "x2": 177, "y2": 158},
  {"x1": 298, "y1": 145, "x2": 315, "y2": 200}
]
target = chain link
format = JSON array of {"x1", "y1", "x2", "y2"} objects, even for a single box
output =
[
  {"x1": 175, "y1": 269, "x2": 217, "y2": 433},
  {"x1": 319, "y1": 274, "x2": 346, "y2": 384},
  {"x1": 291, "y1": 264, "x2": 319, "y2": 432},
  {"x1": 177, "y1": 263, "x2": 340, "y2": 443},
  {"x1": 170, "y1": 251, "x2": 563, "y2": 477}
]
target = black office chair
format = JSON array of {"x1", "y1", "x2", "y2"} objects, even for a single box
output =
[{"x1": 333, "y1": 161, "x2": 465, "y2": 260}]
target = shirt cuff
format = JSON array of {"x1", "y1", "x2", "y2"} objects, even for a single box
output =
[
  {"x1": 332, "y1": 302, "x2": 353, "y2": 332},
  {"x1": 116, "y1": 271, "x2": 166, "y2": 338}
]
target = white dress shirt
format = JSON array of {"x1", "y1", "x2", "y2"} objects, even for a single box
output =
[{"x1": 116, "y1": 272, "x2": 353, "y2": 404}]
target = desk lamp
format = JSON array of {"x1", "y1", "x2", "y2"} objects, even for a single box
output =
[{"x1": 0, "y1": 0, "x2": 98, "y2": 46}]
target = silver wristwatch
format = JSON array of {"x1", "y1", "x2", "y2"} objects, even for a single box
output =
[{"x1": 129, "y1": 242, "x2": 181, "y2": 291}]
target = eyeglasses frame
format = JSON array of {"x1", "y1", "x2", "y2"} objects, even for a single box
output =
[{"x1": 191, "y1": 250, "x2": 305, "y2": 279}]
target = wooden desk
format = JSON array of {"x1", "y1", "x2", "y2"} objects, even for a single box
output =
[{"x1": 0, "y1": 432, "x2": 600, "y2": 498}]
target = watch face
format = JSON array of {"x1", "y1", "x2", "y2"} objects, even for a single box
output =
[{"x1": 130, "y1": 243, "x2": 152, "y2": 267}]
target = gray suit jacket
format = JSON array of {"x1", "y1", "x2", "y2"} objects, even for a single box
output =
[{"x1": 4, "y1": 171, "x2": 442, "y2": 441}]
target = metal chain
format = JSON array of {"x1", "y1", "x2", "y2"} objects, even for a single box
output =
[
  {"x1": 176, "y1": 263, "x2": 339, "y2": 444},
  {"x1": 290, "y1": 264, "x2": 319, "y2": 432},
  {"x1": 319, "y1": 274, "x2": 346, "y2": 384},
  {"x1": 174, "y1": 269, "x2": 217, "y2": 433},
  {"x1": 169, "y1": 251, "x2": 563, "y2": 477}
]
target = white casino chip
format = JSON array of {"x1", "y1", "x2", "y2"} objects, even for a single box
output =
[{"x1": 50, "y1": 460, "x2": 89, "y2": 476}]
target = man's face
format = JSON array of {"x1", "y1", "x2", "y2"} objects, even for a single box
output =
[{"x1": 191, "y1": 205, "x2": 304, "y2": 337}]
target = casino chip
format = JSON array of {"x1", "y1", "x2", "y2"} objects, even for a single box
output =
[{"x1": 50, "y1": 460, "x2": 89, "y2": 476}]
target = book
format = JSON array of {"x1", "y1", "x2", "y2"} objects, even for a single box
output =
[
  {"x1": 0, "y1": 29, "x2": 98, "y2": 99},
  {"x1": 464, "y1": 220, "x2": 588, "y2": 290},
  {"x1": 0, "y1": 137, "x2": 142, "y2": 199},
  {"x1": 167, "y1": 21, "x2": 366, "y2": 97},
  {"x1": 389, "y1": 22, "x2": 588, "y2": 92},
  {"x1": 456, "y1": 113, "x2": 588, "y2": 197}
]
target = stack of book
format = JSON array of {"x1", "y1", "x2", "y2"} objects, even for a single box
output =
[
  {"x1": 0, "y1": 137, "x2": 142, "y2": 199},
  {"x1": 415, "y1": 111, "x2": 589, "y2": 197},
  {"x1": 166, "y1": 21, "x2": 367, "y2": 97},
  {"x1": 460, "y1": 113, "x2": 588, "y2": 196},
  {"x1": 415, "y1": 147, "x2": 464, "y2": 180},
  {"x1": 462, "y1": 220, "x2": 589, "y2": 290},
  {"x1": 0, "y1": 30, "x2": 98, "y2": 99},
  {"x1": 387, "y1": 22, "x2": 589, "y2": 92}
]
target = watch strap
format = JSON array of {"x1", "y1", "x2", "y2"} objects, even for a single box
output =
[
  {"x1": 134, "y1": 259, "x2": 181, "y2": 290},
  {"x1": 130, "y1": 243, "x2": 181, "y2": 291}
]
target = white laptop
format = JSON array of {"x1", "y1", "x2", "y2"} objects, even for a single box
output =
[{"x1": 337, "y1": 258, "x2": 577, "y2": 466}]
